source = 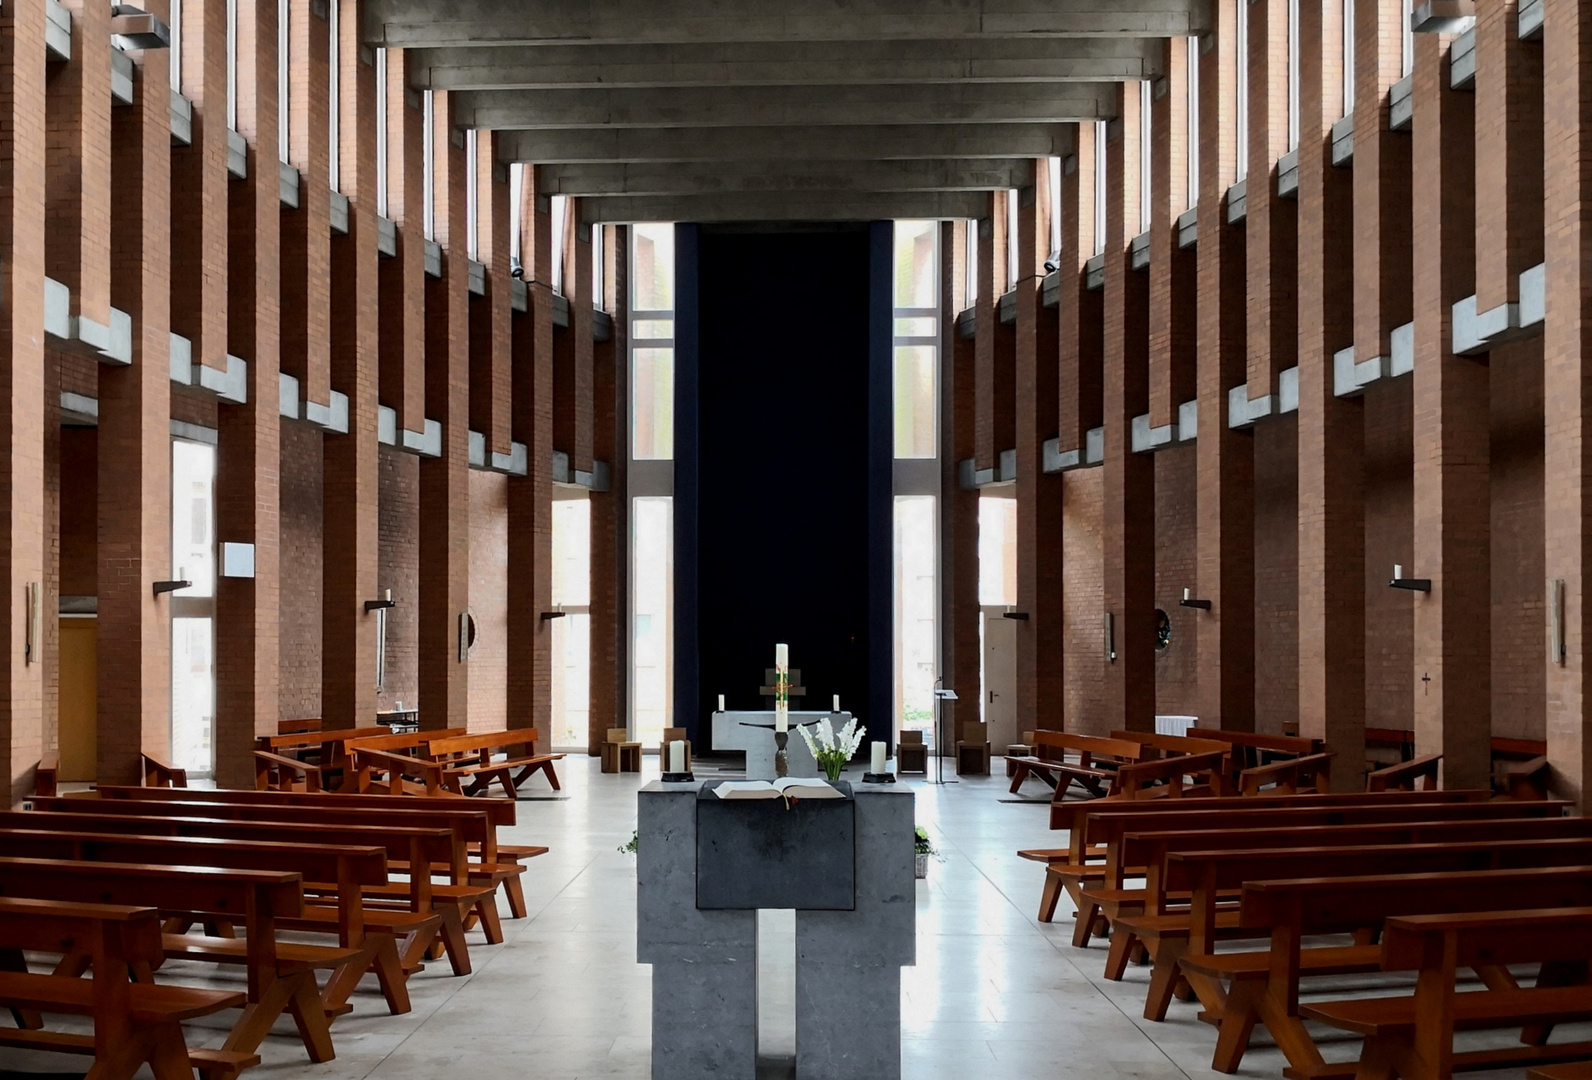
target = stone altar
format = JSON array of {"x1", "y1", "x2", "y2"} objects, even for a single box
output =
[
  {"x1": 636, "y1": 779, "x2": 915, "y2": 1080},
  {"x1": 710, "y1": 710, "x2": 855, "y2": 779}
]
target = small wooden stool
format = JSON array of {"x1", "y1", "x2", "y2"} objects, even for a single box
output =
[{"x1": 602, "y1": 728, "x2": 642, "y2": 773}]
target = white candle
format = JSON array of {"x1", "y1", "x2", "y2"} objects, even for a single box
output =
[
  {"x1": 775, "y1": 704, "x2": 788, "y2": 733},
  {"x1": 871, "y1": 741, "x2": 886, "y2": 775},
  {"x1": 717, "y1": 694, "x2": 725, "y2": 712},
  {"x1": 775, "y1": 643, "x2": 788, "y2": 672},
  {"x1": 1394, "y1": 564, "x2": 1403, "y2": 580},
  {"x1": 833, "y1": 694, "x2": 840, "y2": 712},
  {"x1": 668, "y1": 740, "x2": 685, "y2": 774}
]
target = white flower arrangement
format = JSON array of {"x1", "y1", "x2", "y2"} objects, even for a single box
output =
[{"x1": 798, "y1": 717, "x2": 867, "y2": 781}]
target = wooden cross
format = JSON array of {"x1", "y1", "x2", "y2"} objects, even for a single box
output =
[
  {"x1": 759, "y1": 668, "x2": 806, "y2": 699},
  {"x1": 1420, "y1": 671, "x2": 1432, "y2": 696}
]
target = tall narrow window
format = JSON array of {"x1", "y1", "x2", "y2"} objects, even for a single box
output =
[
  {"x1": 1093, "y1": 119, "x2": 1107, "y2": 255},
  {"x1": 1004, "y1": 188, "x2": 1018, "y2": 289},
  {"x1": 1401, "y1": 0, "x2": 1414, "y2": 77},
  {"x1": 893, "y1": 496, "x2": 938, "y2": 744},
  {"x1": 1187, "y1": 36, "x2": 1200, "y2": 208},
  {"x1": 592, "y1": 224, "x2": 605, "y2": 309},
  {"x1": 964, "y1": 218, "x2": 978, "y2": 308},
  {"x1": 631, "y1": 497, "x2": 674, "y2": 745},
  {"x1": 1139, "y1": 80, "x2": 1153, "y2": 234},
  {"x1": 1235, "y1": 0, "x2": 1249, "y2": 180},
  {"x1": 170, "y1": 440, "x2": 217, "y2": 777},
  {"x1": 551, "y1": 493, "x2": 592, "y2": 749},
  {"x1": 422, "y1": 90, "x2": 435, "y2": 240},
  {"x1": 630, "y1": 223, "x2": 675, "y2": 460},
  {"x1": 278, "y1": 0, "x2": 289, "y2": 162},
  {"x1": 465, "y1": 129, "x2": 478, "y2": 260},
  {"x1": 375, "y1": 47, "x2": 388, "y2": 217},
  {"x1": 226, "y1": 0, "x2": 236, "y2": 129},
  {"x1": 509, "y1": 163, "x2": 523, "y2": 268},
  {"x1": 328, "y1": 0, "x2": 339, "y2": 191},
  {"x1": 1047, "y1": 156, "x2": 1062, "y2": 260},
  {"x1": 1343, "y1": 0, "x2": 1356, "y2": 114},
  {"x1": 893, "y1": 221, "x2": 938, "y2": 459},
  {"x1": 1287, "y1": 0, "x2": 1300, "y2": 151},
  {"x1": 170, "y1": 0, "x2": 182, "y2": 92},
  {"x1": 550, "y1": 196, "x2": 568, "y2": 295}
]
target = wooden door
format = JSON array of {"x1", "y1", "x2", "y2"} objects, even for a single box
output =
[
  {"x1": 981, "y1": 610, "x2": 1018, "y2": 750},
  {"x1": 58, "y1": 616, "x2": 96, "y2": 781}
]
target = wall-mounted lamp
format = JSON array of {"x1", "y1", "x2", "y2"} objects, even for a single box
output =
[
  {"x1": 1177, "y1": 587, "x2": 1212, "y2": 611},
  {"x1": 1389, "y1": 564, "x2": 1431, "y2": 593},
  {"x1": 364, "y1": 589, "x2": 396, "y2": 612},
  {"x1": 1001, "y1": 611, "x2": 1030, "y2": 621},
  {"x1": 369, "y1": 591, "x2": 394, "y2": 690},
  {"x1": 24, "y1": 582, "x2": 39, "y2": 665},
  {"x1": 1104, "y1": 612, "x2": 1116, "y2": 664},
  {"x1": 1550, "y1": 578, "x2": 1567, "y2": 666},
  {"x1": 152, "y1": 580, "x2": 192, "y2": 596},
  {"x1": 540, "y1": 602, "x2": 567, "y2": 621}
]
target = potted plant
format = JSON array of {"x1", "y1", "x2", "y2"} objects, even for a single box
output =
[{"x1": 914, "y1": 826, "x2": 938, "y2": 879}]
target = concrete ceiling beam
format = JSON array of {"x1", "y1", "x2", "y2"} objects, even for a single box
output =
[
  {"x1": 453, "y1": 82, "x2": 1119, "y2": 130},
  {"x1": 538, "y1": 158, "x2": 1039, "y2": 197},
  {"x1": 496, "y1": 123, "x2": 1077, "y2": 164},
  {"x1": 411, "y1": 37, "x2": 1162, "y2": 90},
  {"x1": 574, "y1": 190, "x2": 995, "y2": 224},
  {"x1": 364, "y1": 0, "x2": 1208, "y2": 48}
]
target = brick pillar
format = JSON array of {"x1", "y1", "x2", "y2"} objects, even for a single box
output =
[
  {"x1": 1544, "y1": 0, "x2": 1592, "y2": 804},
  {"x1": 1057, "y1": 128, "x2": 1103, "y2": 461},
  {"x1": 418, "y1": 92, "x2": 471, "y2": 731},
  {"x1": 1411, "y1": 34, "x2": 1486, "y2": 790},
  {"x1": 1474, "y1": 0, "x2": 1543, "y2": 316},
  {"x1": 973, "y1": 195, "x2": 1009, "y2": 475},
  {"x1": 590, "y1": 224, "x2": 626, "y2": 752},
  {"x1": 553, "y1": 204, "x2": 596, "y2": 478},
  {"x1": 0, "y1": 4, "x2": 47, "y2": 805},
  {"x1": 215, "y1": 0, "x2": 282, "y2": 784},
  {"x1": 321, "y1": 0, "x2": 381, "y2": 732},
  {"x1": 1197, "y1": 0, "x2": 1257, "y2": 732},
  {"x1": 280, "y1": 0, "x2": 331, "y2": 411},
  {"x1": 1246, "y1": 0, "x2": 1298, "y2": 403},
  {"x1": 1353, "y1": 0, "x2": 1413, "y2": 368},
  {"x1": 507, "y1": 170, "x2": 554, "y2": 745},
  {"x1": 100, "y1": 0, "x2": 174, "y2": 784},
  {"x1": 379, "y1": 51, "x2": 426, "y2": 439},
  {"x1": 1015, "y1": 166, "x2": 1064, "y2": 733},
  {"x1": 470, "y1": 133, "x2": 512, "y2": 458},
  {"x1": 942, "y1": 221, "x2": 980, "y2": 741},
  {"x1": 1103, "y1": 89, "x2": 1156, "y2": 733},
  {"x1": 1149, "y1": 40, "x2": 1196, "y2": 435},
  {"x1": 170, "y1": 0, "x2": 229, "y2": 375},
  {"x1": 45, "y1": 0, "x2": 112, "y2": 339}
]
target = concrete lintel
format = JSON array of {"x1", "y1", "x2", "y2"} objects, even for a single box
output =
[
  {"x1": 957, "y1": 458, "x2": 978, "y2": 489},
  {"x1": 1450, "y1": 25, "x2": 1477, "y2": 88},
  {"x1": 377, "y1": 214, "x2": 397, "y2": 257},
  {"x1": 1389, "y1": 74, "x2": 1414, "y2": 130},
  {"x1": 60, "y1": 392, "x2": 99, "y2": 426},
  {"x1": 168, "y1": 332, "x2": 193, "y2": 386},
  {"x1": 1411, "y1": 1, "x2": 1476, "y2": 34},
  {"x1": 593, "y1": 308, "x2": 613, "y2": 342},
  {"x1": 578, "y1": 461, "x2": 612, "y2": 492},
  {"x1": 543, "y1": 157, "x2": 1038, "y2": 198},
  {"x1": 1331, "y1": 113, "x2": 1355, "y2": 166},
  {"x1": 111, "y1": 49, "x2": 134, "y2": 105},
  {"x1": 329, "y1": 190, "x2": 350, "y2": 234},
  {"x1": 1042, "y1": 439, "x2": 1079, "y2": 474},
  {"x1": 511, "y1": 277, "x2": 529, "y2": 313},
  {"x1": 45, "y1": 0, "x2": 71, "y2": 61},
  {"x1": 1176, "y1": 206, "x2": 1198, "y2": 249},
  {"x1": 1226, "y1": 178, "x2": 1247, "y2": 223},
  {"x1": 279, "y1": 162, "x2": 300, "y2": 209},
  {"x1": 1176, "y1": 399, "x2": 1198, "y2": 442},
  {"x1": 378, "y1": 405, "x2": 397, "y2": 445},
  {"x1": 170, "y1": 90, "x2": 193, "y2": 145},
  {"x1": 1390, "y1": 321, "x2": 1415, "y2": 377},
  {"x1": 468, "y1": 259, "x2": 486, "y2": 297},
  {"x1": 43, "y1": 278, "x2": 73, "y2": 340},
  {"x1": 468, "y1": 430, "x2": 487, "y2": 467},
  {"x1": 1334, "y1": 345, "x2": 1391, "y2": 397},
  {"x1": 552, "y1": 292, "x2": 571, "y2": 328},
  {"x1": 492, "y1": 441, "x2": 529, "y2": 476},
  {"x1": 956, "y1": 307, "x2": 976, "y2": 340},
  {"x1": 1084, "y1": 426, "x2": 1104, "y2": 465},
  {"x1": 1450, "y1": 294, "x2": 1489, "y2": 356},
  {"x1": 1130, "y1": 413, "x2": 1176, "y2": 453},
  {"x1": 1227, "y1": 384, "x2": 1274, "y2": 429},
  {"x1": 551, "y1": 451, "x2": 571, "y2": 485},
  {"x1": 1084, "y1": 253, "x2": 1105, "y2": 291},
  {"x1": 201, "y1": 354, "x2": 248, "y2": 404},
  {"x1": 997, "y1": 289, "x2": 1016, "y2": 326},
  {"x1": 424, "y1": 239, "x2": 442, "y2": 278},
  {"x1": 170, "y1": 419, "x2": 219, "y2": 446},
  {"x1": 1276, "y1": 149, "x2": 1299, "y2": 199},
  {"x1": 579, "y1": 189, "x2": 994, "y2": 225},
  {"x1": 1041, "y1": 269, "x2": 1060, "y2": 308},
  {"x1": 997, "y1": 448, "x2": 1017, "y2": 483},
  {"x1": 419, "y1": 418, "x2": 441, "y2": 456},
  {"x1": 303, "y1": 391, "x2": 350, "y2": 434},
  {"x1": 401, "y1": 426, "x2": 430, "y2": 453},
  {"x1": 1519, "y1": 0, "x2": 1544, "y2": 39},
  {"x1": 227, "y1": 129, "x2": 248, "y2": 178},
  {"x1": 1519, "y1": 262, "x2": 1546, "y2": 328},
  {"x1": 1129, "y1": 230, "x2": 1150, "y2": 271},
  {"x1": 279, "y1": 373, "x2": 300, "y2": 419},
  {"x1": 1279, "y1": 366, "x2": 1299, "y2": 414}
]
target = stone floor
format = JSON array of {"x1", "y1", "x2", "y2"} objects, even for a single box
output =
[{"x1": 1, "y1": 757, "x2": 1566, "y2": 1079}]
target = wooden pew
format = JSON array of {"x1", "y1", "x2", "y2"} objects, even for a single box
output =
[
  {"x1": 34, "y1": 754, "x2": 57, "y2": 797},
  {"x1": 1302, "y1": 902, "x2": 1592, "y2": 1080},
  {"x1": 1007, "y1": 731, "x2": 1144, "y2": 796},
  {"x1": 0, "y1": 856, "x2": 352, "y2": 1075},
  {"x1": 424, "y1": 730, "x2": 566, "y2": 797},
  {"x1": 0, "y1": 896, "x2": 250, "y2": 1080},
  {"x1": 254, "y1": 727, "x2": 389, "y2": 792},
  {"x1": 1111, "y1": 749, "x2": 1232, "y2": 799},
  {"x1": 1185, "y1": 728, "x2": 1321, "y2": 771},
  {"x1": 278, "y1": 719, "x2": 322, "y2": 735},
  {"x1": 91, "y1": 784, "x2": 542, "y2": 920},
  {"x1": 344, "y1": 727, "x2": 466, "y2": 795},
  {"x1": 1366, "y1": 751, "x2": 1442, "y2": 791},
  {"x1": 0, "y1": 828, "x2": 406, "y2": 1016},
  {"x1": 140, "y1": 751, "x2": 189, "y2": 789},
  {"x1": 5, "y1": 809, "x2": 466, "y2": 977},
  {"x1": 1238, "y1": 751, "x2": 1334, "y2": 794}
]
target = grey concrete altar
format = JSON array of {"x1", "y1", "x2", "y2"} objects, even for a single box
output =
[
  {"x1": 636, "y1": 779, "x2": 915, "y2": 1080},
  {"x1": 710, "y1": 710, "x2": 854, "y2": 779}
]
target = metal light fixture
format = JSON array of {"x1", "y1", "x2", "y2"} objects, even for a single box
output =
[
  {"x1": 1178, "y1": 587, "x2": 1212, "y2": 611},
  {"x1": 1389, "y1": 564, "x2": 1431, "y2": 593}
]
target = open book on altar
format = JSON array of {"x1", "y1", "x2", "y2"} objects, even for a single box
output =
[{"x1": 712, "y1": 778, "x2": 845, "y2": 800}]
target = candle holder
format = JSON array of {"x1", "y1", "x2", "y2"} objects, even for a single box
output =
[
  {"x1": 662, "y1": 771, "x2": 696, "y2": 783},
  {"x1": 774, "y1": 730, "x2": 789, "y2": 779},
  {"x1": 862, "y1": 773, "x2": 896, "y2": 784}
]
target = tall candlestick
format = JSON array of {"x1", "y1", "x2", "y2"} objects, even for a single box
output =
[
  {"x1": 871, "y1": 741, "x2": 886, "y2": 775},
  {"x1": 669, "y1": 740, "x2": 685, "y2": 774},
  {"x1": 775, "y1": 703, "x2": 788, "y2": 733},
  {"x1": 833, "y1": 694, "x2": 840, "y2": 712},
  {"x1": 717, "y1": 694, "x2": 725, "y2": 712},
  {"x1": 775, "y1": 643, "x2": 788, "y2": 672}
]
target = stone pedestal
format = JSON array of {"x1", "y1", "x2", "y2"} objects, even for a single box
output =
[{"x1": 636, "y1": 780, "x2": 914, "y2": 1080}]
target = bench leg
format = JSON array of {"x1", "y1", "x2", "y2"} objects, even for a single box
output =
[
  {"x1": 223, "y1": 970, "x2": 332, "y2": 1065},
  {"x1": 283, "y1": 970, "x2": 338, "y2": 1063},
  {"x1": 504, "y1": 875, "x2": 528, "y2": 920},
  {"x1": 1255, "y1": 992, "x2": 1331, "y2": 1078},
  {"x1": 1210, "y1": 979, "x2": 1265, "y2": 1073},
  {"x1": 436, "y1": 906, "x2": 473, "y2": 976},
  {"x1": 1009, "y1": 765, "x2": 1029, "y2": 795},
  {"x1": 1037, "y1": 872, "x2": 1063, "y2": 923},
  {"x1": 321, "y1": 932, "x2": 412, "y2": 1017},
  {"x1": 1144, "y1": 941, "x2": 1204, "y2": 1022},
  {"x1": 539, "y1": 760, "x2": 561, "y2": 791},
  {"x1": 85, "y1": 1035, "x2": 157, "y2": 1080},
  {"x1": 474, "y1": 895, "x2": 504, "y2": 944},
  {"x1": 147, "y1": 1023, "x2": 199, "y2": 1080},
  {"x1": 1103, "y1": 928, "x2": 1136, "y2": 981}
]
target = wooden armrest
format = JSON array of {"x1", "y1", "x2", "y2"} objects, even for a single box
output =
[
  {"x1": 1241, "y1": 751, "x2": 1335, "y2": 782},
  {"x1": 252, "y1": 749, "x2": 320, "y2": 773},
  {"x1": 353, "y1": 747, "x2": 444, "y2": 775}
]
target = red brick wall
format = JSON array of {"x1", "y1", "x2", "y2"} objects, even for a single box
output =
[
  {"x1": 1491, "y1": 336, "x2": 1546, "y2": 740},
  {"x1": 377, "y1": 446, "x2": 419, "y2": 714},
  {"x1": 1063, "y1": 468, "x2": 1107, "y2": 734},
  {"x1": 1363, "y1": 379, "x2": 1414, "y2": 733},
  {"x1": 278, "y1": 422, "x2": 323, "y2": 719},
  {"x1": 1253, "y1": 416, "x2": 1299, "y2": 734},
  {"x1": 468, "y1": 469, "x2": 509, "y2": 731},
  {"x1": 1154, "y1": 444, "x2": 1199, "y2": 717},
  {"x1": 59, "y1": 427, "x2": 97, "y2": 597}
]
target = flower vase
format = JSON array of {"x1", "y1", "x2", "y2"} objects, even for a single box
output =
[
  {"x1": 823, "y1": 761, "x2": 844, "y2": 783},
  {"x1": 915, "y1": 853, "x2": 929, "y2": 880}
]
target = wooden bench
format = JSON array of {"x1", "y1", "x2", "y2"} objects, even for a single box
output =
[
  {"x1": 1111, "y1": 749, "x2": 1232, "y2": 799},
  {"x1": 34, "y1": 754, "x2": 58, "y2": 797},
  {"x1": 140, "y1": 751, "x2": 189, "y2": 789},
  {"x1": 0, "y1": 855, "x2": 355, "y2": 1075},
  {"x1": 0, "y1": 828, "x2": 406, "y2": 1017},
  {"x1": 1008, "y1": 732, "x2": 1145, "y2": 796},
  {"x1": 345, "y1": 729, "x2": 467, "y2": 795},
  {"x1": 1303, "y1": 904, "x2": 1592, "y2": 1080},
  {"x1": 254, "y1": 727, "x2": 390, "y2": 792},
  {"x1": 425, "y1": 729, "x2": 565, "y2": 797},
  {"x1": 1170, "y1": 850, "x2": 1592, "y2": 1073},
  {"x1": 1366, "y1": 751, "x2": 1442, "y2": 791},
  {"x1": 1238, "y1": 751, "x2": 1334, "y2": 794},
  {"x1": 1185, "y1": 728, "x2": 1321, "y2": 771},
  {"x1": 0, "y1": 895, "x2": 250, "y2": 1080}
]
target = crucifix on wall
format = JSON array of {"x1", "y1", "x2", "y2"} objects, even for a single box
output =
[{"x1": 760, "y1": 668, "x2": 806, "y2": 708}]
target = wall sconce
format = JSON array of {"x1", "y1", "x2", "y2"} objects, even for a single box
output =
[
  {"x1": 1389, "y1": 564, "x2": 1431, "y2": 593},
  {"x1": 368, "y1": 590, "x2": 394, "y2": 691},
  {"x1": 1104, "y1": 612, "x2": 1116, "y2": 664},
  {"x1": 1001, "y1": 610, "x2": 1029, "y2": 621},
  {"x1": 152, "y1": 579, "x2": 192, "y2": 596},
  {"x1": 24, "y1": 582, "x2": 39, "y2": 665},
  {"x1": 1178, "y1": 587, "x2": 1212, "y2": 611},
  {"x1": 364, "y1": 589, "x2": 396, "y2": 613},
  {"x1": 1550, "y1": 578, "x2": 1567, "y2": 666},
  {"x1": 541, "y1": 602, "x2": 567, "y2": 621}
]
